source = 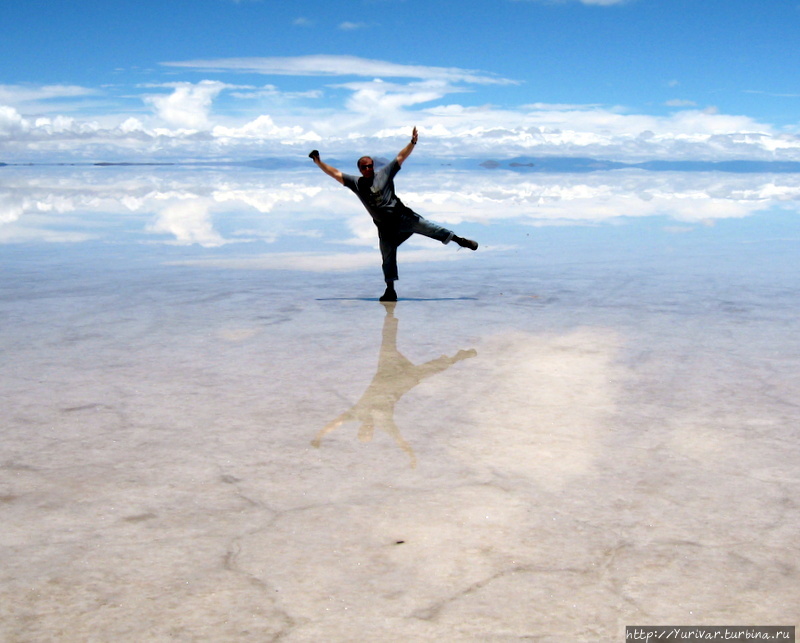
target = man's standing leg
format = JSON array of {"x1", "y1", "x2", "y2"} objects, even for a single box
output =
[{"x1": 378, "y1": 231, "x2": 399, "y2": 301}]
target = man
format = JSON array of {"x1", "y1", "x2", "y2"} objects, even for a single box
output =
[{"x1": 309, "y1": 127, "x2": 478, "y2": 301}]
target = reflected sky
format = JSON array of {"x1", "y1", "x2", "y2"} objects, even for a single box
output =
[
  {"x1": 3, "y1": 166, "x2": 799, "y2": 316},
  {"x1": 2, "y1": 166, "x2": 800, "y2": 275}
]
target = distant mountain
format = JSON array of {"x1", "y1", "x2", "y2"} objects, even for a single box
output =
[
  {"x1": 93, "y1": 162, "x2": 175, "y2": 167},
  {"x1": 476, "y1": 156, "x2": 800, "y2": 173},
  {"x1": 237, "y1": 157, "x2": 308, "y2": 169},
  {"x1": 6, "y1": 156, "x2": 800, "y2": 173},
  {"x1": 633, "y1": 160, "x2": 800, "y2": 173},
  {"x1": 238, "y1": 156, "x2": 393, "y2": 170}
]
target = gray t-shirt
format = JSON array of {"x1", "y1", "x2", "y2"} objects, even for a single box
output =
[{"x1": 342, "y1": 158, "x2": 408, "y2": 224}]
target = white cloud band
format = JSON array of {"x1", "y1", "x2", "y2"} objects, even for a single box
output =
[
  {"x1": 2, "y1": 57, "x2": 799, "y2": 163},
  {"x1": 160, "y1": 55, "x2": 517, "y2": 86}
]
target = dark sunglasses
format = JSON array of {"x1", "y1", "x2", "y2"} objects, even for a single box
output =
[{"x1": 359, "y1": 163, "x2": 374, "y2": 170}]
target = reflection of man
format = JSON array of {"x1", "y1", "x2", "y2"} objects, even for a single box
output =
[
  {"x1": 309, "y1": 127, "x2": 478, "y2": 302},
  {"x1": 312, "y1": 302, "x2": 477, "y2": 467}
]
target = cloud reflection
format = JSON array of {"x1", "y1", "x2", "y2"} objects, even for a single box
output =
[
  {"x1": 1, "y1": 167, "x2": 799, "y2": 255},
  {"x1": 145, "y1": 199, "x2": 226, "y2": 247},
  {"x1": 443, "y1": 328, "x2": 621, "y2": 490}
]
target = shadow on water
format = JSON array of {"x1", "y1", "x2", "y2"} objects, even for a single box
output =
[{"x1": 311, "y1": 302, "x2": 477, "y2": 468}]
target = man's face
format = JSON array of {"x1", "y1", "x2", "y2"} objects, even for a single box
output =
[{"x1": 358, "y1": 157, "x2": 375, "y2": 179}]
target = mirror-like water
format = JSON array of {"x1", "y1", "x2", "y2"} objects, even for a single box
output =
[{"x1": 2, "y1": 166, "x2": 798, "y2": 640}]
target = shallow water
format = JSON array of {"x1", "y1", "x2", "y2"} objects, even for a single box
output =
[{"x1": 2, "y1": 166, "x2": 799, "y2": 640}]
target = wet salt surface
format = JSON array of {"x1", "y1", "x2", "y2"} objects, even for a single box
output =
[{"x1": 1, "y1": 167, "x2": 799, "y2": 640}]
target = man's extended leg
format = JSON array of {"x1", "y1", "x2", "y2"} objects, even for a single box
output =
[{"x1": 403, "y1": 211, "x2": 478, "y2": 250}]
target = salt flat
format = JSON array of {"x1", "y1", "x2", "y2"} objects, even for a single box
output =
[{"x1": 1, "y1": 166, "x2": 798, "y2": 641}]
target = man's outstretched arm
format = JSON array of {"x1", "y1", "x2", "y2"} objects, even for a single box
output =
[
  {"x1": 309, "y1": 150, "x2": 344, "y2": 184},
  {"x1": 396, "y1": 127, "x2": 418, "y2": 166}
]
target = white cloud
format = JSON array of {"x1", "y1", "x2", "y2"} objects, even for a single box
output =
[
  {"x1": 212, "y1": 114, "x2": 321, "y2": 141},
  {"x1": 665, "y1": 99, "x2": 697, "y2": 108},
  {"x1": 745, "y1": 89, "x2": 800, "y2": 99},
  {"x1": 161, "y1": 55, "x2": 517, "y2": 86},
  {"x1": 0, "y1": 105, "x2": 29, "y2": 137},
  {"x1": 515, "y1": 0, "x2": 631, "y2": 4},
  {"x1": 339, "y1": 21, "x2": 367, "y2": 30},
  {"x1": 0, "y1": 84, "x2": 97, "y2": 108},
  {"x1": 142, "y1": 80, "x2": 230, "y2": 129},
  {"x1": 579, "y1": 0, "x2": 631, "y2": 4},
  {"x1": 3, "y1": 95, "x2": 799, "y2": 163},
  {"x1": 340, "y1": 79, "x2": 462, "y2": 114},
  {"x1": 523, "y1": 102, "x2": 605, "y2": 111},
  {"x1": 228, "y1": 84, "x2": 322, "y2": 101},
  {"x1": 2, "y1": 94, "x2": 798, "y2": 163},
  {"x1": 2, "y1": 59, "x2": 800, "y2": 163}
]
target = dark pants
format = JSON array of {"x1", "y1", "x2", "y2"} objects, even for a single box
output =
[{"x1": 377, "y1": 209, "x2": 454, "y2": 282}]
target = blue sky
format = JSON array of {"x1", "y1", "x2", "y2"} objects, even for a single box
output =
[{"x1": 2, "y1": 0, "x2": 800, "y2": 162}]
